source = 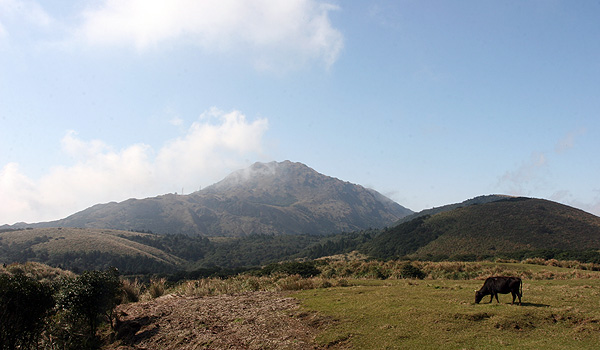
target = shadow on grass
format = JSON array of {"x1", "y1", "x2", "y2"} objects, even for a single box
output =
[
  {"x1": 472, "y1": 302, "x2": 550, "y2": 307},
  {"x1": 520, "y1": 302, "x2": 550, "y2": 308}
]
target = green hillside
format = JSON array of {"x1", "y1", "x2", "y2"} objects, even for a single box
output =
[
  {"x1": 363, "y1": 197, "x2": 600, "y2": 260},
  {"x1": 0, "y1": 228, "x2": 186, "y2": 273},
  {"x1": 394, "y1": 194, "x2": 512, "y2": 225},
  {"x1": 0, "y1": 227, "x2": 322, "y2": 275}
]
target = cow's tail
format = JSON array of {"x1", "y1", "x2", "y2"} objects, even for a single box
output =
[{"x1": 520, "y1": 279, "x2": 523, "y2": 301}]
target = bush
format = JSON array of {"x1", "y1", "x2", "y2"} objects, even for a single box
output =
[
  {"x1": 0, "y1": 274, "x2": 55, "y2": 350},
  {"x1": 400, "y1": 263, "x2": 426, "y2": 279},
  {"x1": 55, "y1": 268, "x2": 122, "y2": 348},
  {"x1": 259, "y1": 261, "x2": 320, "y2": 278}
]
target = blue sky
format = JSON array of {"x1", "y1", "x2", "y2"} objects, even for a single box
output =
[{"x1": 1, "y1": 0, "x2": 599, "y2": 224}]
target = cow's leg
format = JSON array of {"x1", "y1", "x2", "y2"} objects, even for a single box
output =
[
  {"x1": 494, "y1": 293, "x2": 500, "y2": 303},
  {"x1": 511, "y1": 292, "x2": 516, "y2": 304},
  {"x1": 489, "y1": 294, "x2": 494, "y2": 303}
]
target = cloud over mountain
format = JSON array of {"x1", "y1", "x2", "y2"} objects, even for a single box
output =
[{"x1": 0, "y1": 109, "x2": 268, "y2": 225}]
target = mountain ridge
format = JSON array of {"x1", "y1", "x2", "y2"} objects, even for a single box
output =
[
  {"x1": 8, "y1": 161, "x2": 412, "y2": 236},
  {"x1": 394, "y1": 194, "x2": 515, "y2": 225},
  {"x1": 3, "y1": 195, "x2": 600, "y2": 274}
]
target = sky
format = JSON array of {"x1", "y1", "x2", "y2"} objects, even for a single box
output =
[{"x1": 1, "y1": 0, "x2": 599, "y2": 225}]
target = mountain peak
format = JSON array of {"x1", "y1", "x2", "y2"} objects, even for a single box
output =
[
  {"x1": 205, "y1": 161, "x2": 323, "y2": 193},
  {"x1": 22, "y1": 161, "x2": 412, "y2": 236}
]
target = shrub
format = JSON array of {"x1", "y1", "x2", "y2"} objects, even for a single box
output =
[
  {"x1": 260, "y1": 261, "x2": 321, "y2": 278},
  {"x1": 0, "y1": 274, "x2": 54, "y2": 350},
  {"x1": 55, "y1": 268, "x2": 122, "y2": 348},
  {"x1": 400, "y1": 263, "x2": 426, "y2": 279}
]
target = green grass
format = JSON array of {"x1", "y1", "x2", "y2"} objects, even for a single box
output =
[{"x1": 295, "y1": 278, "x2": 600, "y2": 349}]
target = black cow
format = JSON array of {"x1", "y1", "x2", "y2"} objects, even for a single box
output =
[{"x1": 475, "y1": 276, "x2": 522, "y2": 305}]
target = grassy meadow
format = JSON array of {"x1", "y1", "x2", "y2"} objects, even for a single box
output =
[
  {"x1": 157, "y1": 258, "x2": 600, "y2": 349},
  {"x1": 4, "y1": 258, "x2": 600, "y2": 349},
  {"x1": 295, "y1": 272, "x2": 600, "y2": 349}
]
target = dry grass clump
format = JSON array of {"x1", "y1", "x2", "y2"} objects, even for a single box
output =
[
  {"x1": 0, "y1": 261, "x2": 75, "y2": 282},
  {"x1": 415, "y1": 261, "x2": 484, "y2": 280},
  {"x1": 522, "y1": 257, "x2": 600, "y2": 271},
  {"x1": 145, "y1": 278, "x2": 168, "y2": 300},
  {"x1": 174, "y1": 276, "x2": 269, "y2": 297},
  {"x1": 317, "y1": 258, "x2": 600, "y2": 281},
  {"x1": 171, "y1": 274, "x2": 350, "y2": 297},
  {"x1": 120, "y1": 278, "x2": 144, "y2": 303}
]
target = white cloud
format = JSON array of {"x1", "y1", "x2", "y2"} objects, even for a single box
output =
[
  {"x1": 0, "y1": 108, "x2": 269, "y2": 225},
  {"x1": 555, "y1": 128, "x2": 586, "y2": 154},
  {"x1": 76, "y1": 0, "x2": 343, "y2": 69},
  {"x1": 169, "y1": 116, "x2": 184, "y2": 127},
  {"x1": 156, "y1": 108, "x2": 269, "y2": 191},
  {"x1": 497, "y1": 152, "x2": 548, "y2": 195},
  {"x1": 0, "y1": 163, "x2": 40, "y2": 221}
]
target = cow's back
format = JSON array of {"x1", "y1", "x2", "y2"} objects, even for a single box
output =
[{"x1": 486, "y1": 276, "x2": 519, "y2": 293}]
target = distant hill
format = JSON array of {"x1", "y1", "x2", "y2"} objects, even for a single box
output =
[
  {"x1": 13, "y1": 161, "x2": 412, "y2": 237},
  {"x1": 363, "y1": 197, "x2": 600, "y2": 260},
  {"x1": 0, "y1": 226, "x2": 329, "y2": 274},
  {"x1": 394, "y1": 194, "x2": 512, "y2": 225},
  {"x1": 0, "y1": 227, "x2": 185, "y2": 273},
  {"x1": 4, "y1": 196, "x2": 600, "y2": 274}
]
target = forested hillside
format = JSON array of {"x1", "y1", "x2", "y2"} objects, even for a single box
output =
[{"x1": 361, "y1": 197, "x2": 600, "y2": 261}]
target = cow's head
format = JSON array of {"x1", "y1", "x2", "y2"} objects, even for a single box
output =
[{"x1": 474, "y1": 290, "x2": 483, "y2": 304}]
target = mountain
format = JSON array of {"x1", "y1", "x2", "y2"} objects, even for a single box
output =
[
  {"x1": 20, "y1": 161, "x2": 412, "y2": 236},
  {"x1": 4, "y1": 196, "x2": 600, "y2": 274},
  {"x1": 394, "y1": 194, "x2": 512, "y2": 225},
  {"x1": 363, "y1": 197, "x2": 600, "y2": 260}
]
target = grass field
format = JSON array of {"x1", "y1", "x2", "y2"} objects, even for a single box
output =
[{"x1": 295, "y1": 278, "x2": 600, "y2": 349}]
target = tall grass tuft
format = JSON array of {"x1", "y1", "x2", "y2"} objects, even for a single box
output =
[
  {"x1": 144, "y1": 278, "x2": 167, "y2": 300},
  {"x1": 121, "y1": 278, "x2": 143, "y2": 303}
]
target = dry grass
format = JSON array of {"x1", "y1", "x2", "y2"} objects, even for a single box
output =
[
  {"x1": 317, "y1": 258, "x2": 600, "y2": 281},
  {"x1": 107, "y1": 291, "x2": 324, "y2": 350},
  {"x1": 0, "y1": 227, "x2": 184, "y2": 265},
  {"x1": 120, "y1": 278, "x2": 144, "y2": 303},
  {"x1": 0, "y1": 261, "x2": 74, "y2": 282},
  {"x1": 170, "y1": 274, "x2": 350, "y2": 298},
  {"x1": 522, "y1": 257, "x2": 600, "y2": 271}
]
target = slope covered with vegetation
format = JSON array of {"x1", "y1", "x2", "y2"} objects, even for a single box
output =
[
  {"x1": 0, "y1": 227, "x2": 326, "y2": 275},
  {"x1": 0, "y1": 228, "x2": 186, "y2": 274},
  {"x1": 362, "y1": 197, "x2": 600, "y2": 261},
  {"x1": 3, "y1": 197, "x2": 600, "y2": 275}
]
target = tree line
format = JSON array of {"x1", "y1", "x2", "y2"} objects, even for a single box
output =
[{"x1": 4, "y1": 228, "x2": 600, "y2": 277}]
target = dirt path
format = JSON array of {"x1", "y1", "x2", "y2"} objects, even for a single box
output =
[{"x1": 105, "y1": 291, "x2": 333, "y2": 350}]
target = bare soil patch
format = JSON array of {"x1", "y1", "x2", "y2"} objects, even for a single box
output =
[{"x1": 105, "y1": 291, "x2": 332, "y2": 350}]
